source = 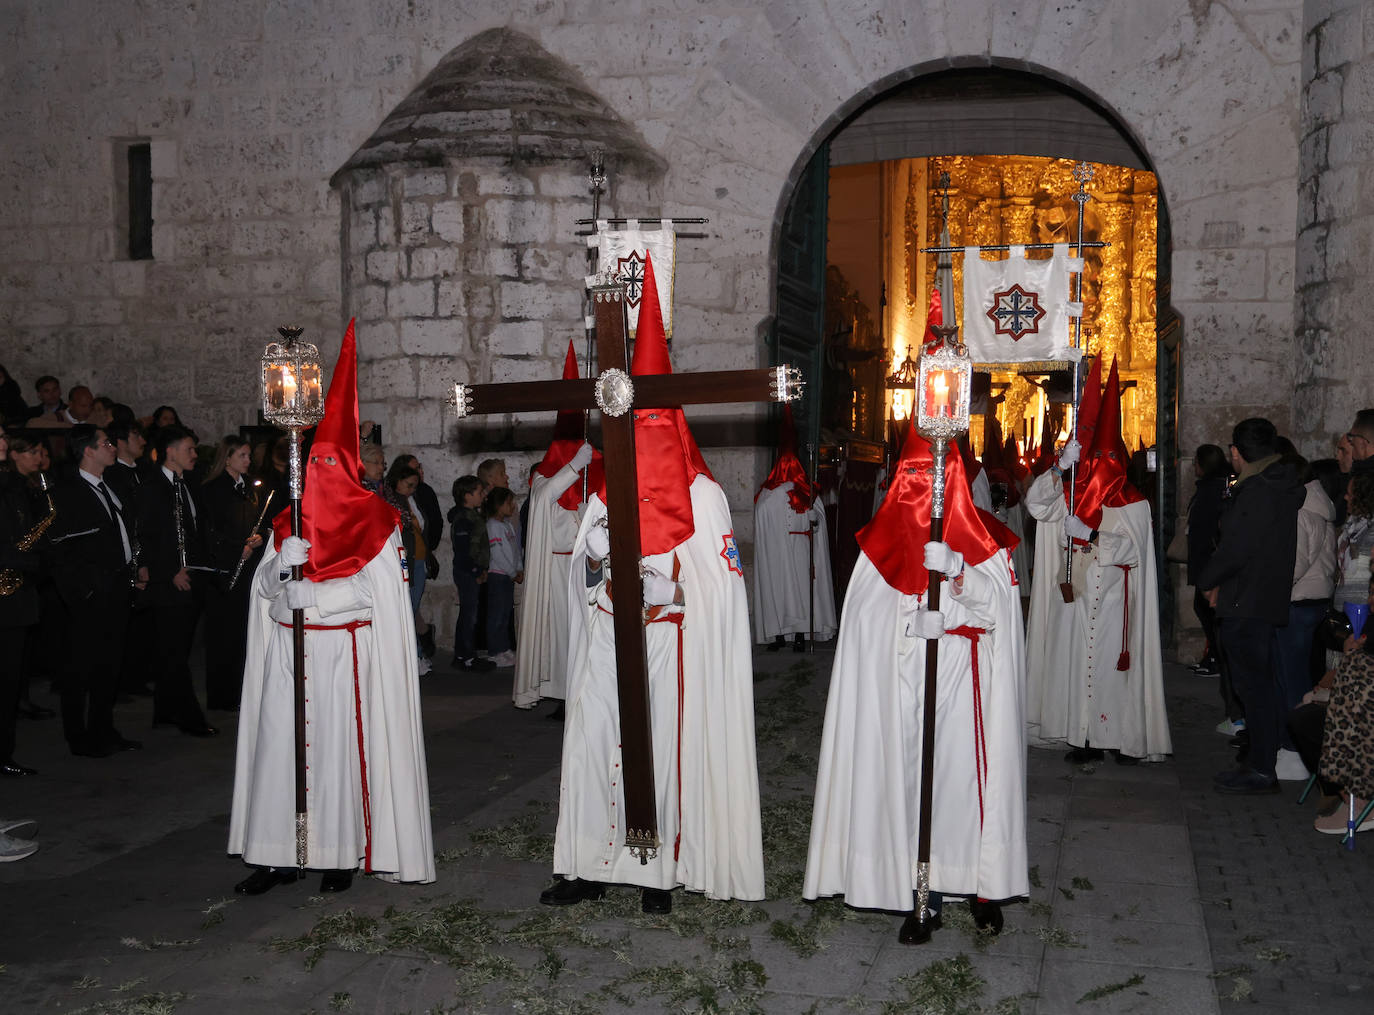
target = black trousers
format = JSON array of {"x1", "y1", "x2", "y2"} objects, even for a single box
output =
[
  {"x1": 202, "y1": 579, "x2": 250, "y2": 710},
  {"x1": 0, "y1": 622, "x2": 32, "y2": 760},
  {"x1": 151, "y1": 587, "x2": 207, "y2": 728},
  {"x1": 1218, "y1": 615, "x2": 1281, "y2": 779},
  {"x1": 60, "y1": 583, "x2": 131, "y2": 749}
]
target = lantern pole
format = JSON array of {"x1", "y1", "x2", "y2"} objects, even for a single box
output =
[
  {"x1": 1061, "y1": 162, "x2": 1096, "y2": 603},
  {"x1": 910, "y1": 331, "x2": 972, "y2": 944},
  {"x1": 261, "y1": 325, "x2": 326, "y2": 870}
]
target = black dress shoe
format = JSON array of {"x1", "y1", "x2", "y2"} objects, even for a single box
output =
[
  {"x1": 320, "y1": 869, "x2": 355, "y2": 893},
  {"x1": 16, "y1": 701, "x2": 56, "y2": 720},
  {"x1": 111, "y1": 736, "x2": 143, "y2": 751},
  {"x1": 1064, "y1": 746, "x2": 1105, "y2": 763},
  {"x1": 897, "y1": 911, "x2": 941, "y2": 944},
  {"x1": 234, "y1": 867, "x2": 303, "y2": 895},
  {"x1": 1, "y1": 761, "x2": 38, "y2": 777},
  {"x1": 539, "y1": 878, "x2": 606, "y2": 906},
  {"x1": 1112, "y1": 750, "x2": 1140, "y2": 766},
  {"x1": 641, "y1": 887, "x2": 673, "y2": 914},
  {"x1": 792, "y1": 634, "x2": 806, "y2": 653},
  {"x1": 969, "y1": 899, "x2": 1004, "y2": 934},
  {"x1": 545, "y1": 702, "x2": 566, "y2": 721},
  {"x1": 765, "y1": 636, "x2": 785, "y2": 652},
  {"x1": 179, "y1": 723, "x2": 220, "y2": 738}
]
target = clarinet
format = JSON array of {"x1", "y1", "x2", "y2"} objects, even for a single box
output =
[{"x1": 172, "y1": 478, "x2": 187, "y2": 571}]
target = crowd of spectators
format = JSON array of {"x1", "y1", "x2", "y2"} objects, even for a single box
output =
[
  {"x1": 1189, "y1": 408, "x2": 1374, "y2": 838},
  {"x1": 0, "y1": 366, "x2": 484, "y2": 862}
]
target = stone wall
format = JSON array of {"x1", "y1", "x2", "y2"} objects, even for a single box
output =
[
  {"x1": 1295, "y1": 0, "x2": 1374, "y2": 454},
  {"x1": 0, "y1": 0, "x2": 1319, "y2": 651}
]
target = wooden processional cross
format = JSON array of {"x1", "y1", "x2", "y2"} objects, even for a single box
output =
[{"x1": 454, "y1": 278, "x2": 803, "y2": 861}]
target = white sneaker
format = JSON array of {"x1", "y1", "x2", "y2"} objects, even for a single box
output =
[
  {"x1": 1215, "y1": 718, "x2": 1245, "y2": 736},
  {"x1": 1275, "y1": 748, "x2": 1310, "y2": 781},
  {"x1": 0, "y1": 832, "x2": 38, "y2": 862},
  {"x1": 494, "y1": 650, "x2": 517, "y2": 668},
  {"x1": 416, "y1": 657, "x2": 432, "y2": 676}
]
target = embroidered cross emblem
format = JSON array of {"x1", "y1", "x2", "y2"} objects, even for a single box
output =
[
  {"x1": 616, "y1": 250, "x2": 646, "y2": 307},
  {"x1": 720, "y1": 532, "x2": 743, "y2": 576},
  {"x1": 986, "y1": 283, "x2": 1046, "y2": 340}
]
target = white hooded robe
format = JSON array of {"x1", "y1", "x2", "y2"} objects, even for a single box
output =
[
  {"x1": 751, "y1": 481, "x2": 838, "y2": 643},
  {"x1": 513, "y1": 464, "x2": 583, "y2": 708}
]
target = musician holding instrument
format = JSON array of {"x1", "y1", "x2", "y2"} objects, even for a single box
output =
[
  {"x1": 0, "y1": 424, "x2": 53, "y2": 777},
  {"x1": 49, "y1": 425, "x2": 143, "y2": 757},
  {"x1": 136, "y1": 425, "x2": 218, "y2": 739},
  {"x1": 199, "y1": 435, "x2": 269, "y2": 712}
]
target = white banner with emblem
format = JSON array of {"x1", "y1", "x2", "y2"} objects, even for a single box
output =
[
  {"x1": 961, "y1": 245, "x2": 1080, "y2": 366},
  {"x1": 590, "y1": 223, "x2": 677, "y2": 340}
]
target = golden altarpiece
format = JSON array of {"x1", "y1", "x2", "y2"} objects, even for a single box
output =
[{"x1": 825, "y1": 155, "x2": 1158, "y2": 458}]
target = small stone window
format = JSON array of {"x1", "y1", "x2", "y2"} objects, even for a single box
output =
[{"x1": 115, "y1": 140, "x2": 153, "y2": 260}]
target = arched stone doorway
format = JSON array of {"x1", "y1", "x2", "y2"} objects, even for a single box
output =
[{"x1": 772, "y1": 66, "x2": 1179, "y2": 633}]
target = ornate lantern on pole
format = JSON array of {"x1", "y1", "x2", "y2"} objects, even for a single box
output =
[
  {"x1": 910, "y1": 332, "x2": 972, "y2": 941},
  {"x1": 260, "y1": 325, "x2": 325, "y2": 868}
]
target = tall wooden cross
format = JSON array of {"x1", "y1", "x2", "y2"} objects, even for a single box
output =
[{"x1": 454, "y1": 276, "x2": 803, "y2": 861}]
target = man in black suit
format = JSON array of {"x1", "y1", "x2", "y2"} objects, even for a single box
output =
[
  {"x1": 49, "y1": 424, "x2": 142, "y2": 757},
  {"x1": 104, "y1": 419, "x2": 155, "y2": 697},
  {"x1": 136, "y1": 425, "x2": 217, "y2": 738}
]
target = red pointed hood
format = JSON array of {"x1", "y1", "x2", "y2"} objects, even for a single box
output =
[
  {"x1": 920, "y1": 288, "x2": 945, "y2": 353},
  {"x1": 1074, "y1": 354, "x2": 1103, "y2": 452},
  {"x1": 758, "y1": 404, "x2": 813, "y2": 512},
  {"x1": 857, "y1": 427, "x2": 1004, "y2": 596},
  {"x1": 273, "y1": 320, "x2": 399, "y2": 580},
  {"x1": 1070, "y1": 355, "x2": 1143, "y2": 527},
  {"x1": 597, "y1": 252, "x2": 713, "y2": 555},
  {"x1": 534, "y1": 340, "x2": 604, "y2": 511}
]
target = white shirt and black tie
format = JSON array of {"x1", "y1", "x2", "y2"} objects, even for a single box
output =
[{"x1": 79, "y1": 468, "x2": 133, "y2": 564}]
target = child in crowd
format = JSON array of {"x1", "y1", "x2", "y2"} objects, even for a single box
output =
[
  {"x1": 448, "y1": 475, "x2": 493, "y2": 672},
  {"x1": 483, "y1": 486, "x2": 523, "y2": 669}
]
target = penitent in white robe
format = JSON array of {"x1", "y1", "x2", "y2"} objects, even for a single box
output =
[
  {"x1": 751, "y1": 482, "x2": 837, "y2": 643},
  {"x1": 994, "y1": 500, "x2": 1032, "y2": 599},
  {"x1": 513, "y1": 465, "x2": 582, "y2": 708},
  {"x1": 553, "y1": 475, "x2": 765, "y2": 900},
  {"x1": 228, "y1": 531, "x2": 436, "y2": 882},
  {"x1": 805, "y1": 549, "x2": 1029, "y2": 911},
  {"x1": 1023, "y1": 471, "x2": 1172, "y2": 760}
]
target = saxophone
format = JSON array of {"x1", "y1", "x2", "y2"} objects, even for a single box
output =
[{"x1": 0, "y1": 473, "x2": 56, "y2": 597}]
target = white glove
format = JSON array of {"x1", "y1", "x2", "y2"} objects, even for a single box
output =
[
  {"x1": 641, "y1": 567, "x2": 679, "y2": 607},
  {"x1": 585, "y1": 521, "x2": 610, "y2": 562},
  {"x1": 1057, "y1": 439, "x2": 1081, "y2": 471},
  {"x1": 910, "y1": 609, "x2": 945, "y2": 640},
  {"x1": 285, "y1": 579, "x2": 317, "y2": 610},
  {"x1": 1064, "y1": 515, "x2": 1095, "y2": 542},
  {"x1": 570, "y1": 441, "x2": 595, "y2": 472},
  {"x1": 280, "y1": 536, "x2": 311, "y2": 567},
  {"x1": 923, "y1": 541, "x2": 964, "y2": 578}
]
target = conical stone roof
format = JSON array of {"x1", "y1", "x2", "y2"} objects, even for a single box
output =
[{"x1": 332, "y1": 28, "x2": 665, "y2": 184}]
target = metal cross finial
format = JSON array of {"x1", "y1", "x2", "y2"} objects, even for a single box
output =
[{"x1": 1072, "y1": 161, "x2": 1096, "y2": 185}]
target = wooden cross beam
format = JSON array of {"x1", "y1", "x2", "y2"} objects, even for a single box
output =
[{"x1": 454, "y1": 277, "x2": 803, "y2": 861}]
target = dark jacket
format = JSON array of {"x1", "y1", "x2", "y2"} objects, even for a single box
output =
[
  {"x1": 448, "y1": 504, "x2": 488, "y2": 577},
  {"x1": 1185, "y1": 474, "x2": 1228, "y2": 587},
  {"x1": 1197, "y1": 458, "x2": 1305, "y2": 626},
  {"x1": 200, "y1": 472, "x2": 266, "y2": 578},
  {"x1": 413, "y1": 480, "x2": 443, "y2": 557},
  {"x1": 0, "y1": 471, "x2": 43, "y2": 627},
  {"x1": 49, "y1": 472, "x2": 131, "y2": 608},
  {"x1": 135, "y1": 468, "x2": 208, "y2": 603}
]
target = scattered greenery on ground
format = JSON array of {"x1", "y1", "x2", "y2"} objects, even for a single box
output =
[
  {"x1": 328, "y1": 991, "x2": 353, "y2": 1010},
  {"x1": 1034, "y1": 925, "x2": 1085, "y2": 949},
  {"x1": 1255, "y1": 946, "x2": 1291, "y2": 963},
  {"x1": 1027, "y1": 866, "x2": 1042, "y2": 889},
  {"x1": 62, "y1": 993, "x2": 188, "y2": 1015},
  {"x1": 1058, "y1": 886, "x2": 1076, "y2": 901},
  {"x1": 1076, "y1": 973, "x2": 1144, "y2": 1003},
  {"x1": 455, "y1": 801, "x2": 556, "y2": 863},
  {"x1": 1070, "y1": 876, "x2": 1094, "y2": 891}
]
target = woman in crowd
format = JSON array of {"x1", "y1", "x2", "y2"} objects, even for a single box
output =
[
  {"x1": 1335, "y1": 471, "x2": 1374, "y2": 616},
  {"x1": 1313, "y1": 580, "x2": 1374, "y2": 835},
  {"x1": 384, "y1": 458, "x2": 432, "y2": 675},
  {"x1": 199, "y1": 435, "x2": 268, "y2": 711},
  {"x1": 482, "y1": 486, "x2": 522, "y2": 670}
]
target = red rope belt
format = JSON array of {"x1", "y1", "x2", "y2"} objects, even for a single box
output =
[
  {"x1": 1116, "y1": 564, "x2": 1132, "y2": 671},
  {"x1": 278, "y1": 617, "x2": 375, "y2": 871},
  {"x1": 945, "y1": 625, "x2": 988, "y2": 829}
]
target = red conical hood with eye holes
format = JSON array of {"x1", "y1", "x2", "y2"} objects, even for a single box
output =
[
  {"x1": 758, "y1": 404, "x2": 813, "y2": 512},
  {"x1": 272, "y1": 320, "x2": 399, "y2": 580},
  {"x1": 595, "y1": 253, "x2": 713, "y2": 555},
  {"x1": 533, "y1": 340, "x2": 605, "y2": 511},
  {"x1": 857, "y1": 426, "x2": 1005, "y2": 596},
  {"x1": 1069, "y1": 356, "x2": 1144, "y2": 528}
]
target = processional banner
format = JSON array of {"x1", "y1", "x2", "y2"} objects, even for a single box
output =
[
  {"x1": 590, "y1": 223, "x2": 676, "y2": 340},
  {"x1": 961, "y1": 246, "x2": 1080, "y2": 367}
]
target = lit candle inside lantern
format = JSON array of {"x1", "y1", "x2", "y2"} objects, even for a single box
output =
[
  {"x1": 282, "y1": 365, "x2": 298, "y2": 404},
  {"x1": 931, "y1": 373, "x2": 950, "y2": 417}
]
